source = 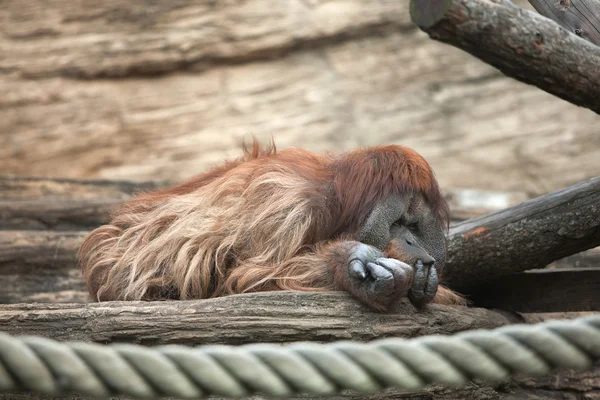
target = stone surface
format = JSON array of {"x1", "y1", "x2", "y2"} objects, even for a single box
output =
[{"x1": 0, "y1": 0, "x2": 598, "y2": 196}]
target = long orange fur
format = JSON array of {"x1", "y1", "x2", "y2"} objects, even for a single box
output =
[{"x1": 79, "y1": 140, "x2": 464, "y2": 306}]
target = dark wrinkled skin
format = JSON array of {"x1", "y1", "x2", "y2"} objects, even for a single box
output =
[
  {"x1": 348, "y1": 193, "x2": 445, "y2": 309},
  {"x1": 343, "y1": 243, "x2": 415, "y2": 311}
]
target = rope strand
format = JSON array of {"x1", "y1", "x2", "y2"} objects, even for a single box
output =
[{"x1": 0, "y1": 314, "x2": 599, "y2": 399}]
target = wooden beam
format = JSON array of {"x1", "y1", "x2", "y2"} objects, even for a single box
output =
[
  {"x1": 0, "y1": 270, "x2": 89, "y2": 305},
  {"x1": 0, "y1": 230, "x2": 89, "y2": 304},
  {"x1": 444, "y1": 176, "x2": 600, "y2": 293},
  {"x1": 410, "y1": 0, "x2": 600, "y2": 114},
  {"x1": 0, "y1": 292, "x2": 521, "y2": 345},
  {"x1": 528, "y1": 0, "x2": 600, "y2": 46},
  {"x1": 0, "y1": 176, "x2": 163, "y2": 230},
  {"x1": 0, "y1": 176, "x2": 162, "y2": 201},
  {"x1": 0, "y1": 198, "x2": 125, "y2": 231},
  {"x1": 0, "y1": 230, "x2": 86, "y2": 271},
  {"x1": 1, "y1": 293, "x2": 597, "y2": 400},
  {"x1": 467, "y1": 268, "x2": 600, "y2": 312},
  {"x1": 0, "y1": 228, "x2": 87, "y2": 304}
]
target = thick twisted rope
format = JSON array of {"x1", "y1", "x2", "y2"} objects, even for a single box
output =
[{"x1": 1, "y1": 314, "x2": 599, "y2": 399}]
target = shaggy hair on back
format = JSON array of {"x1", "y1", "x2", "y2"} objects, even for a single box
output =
[{"x1": 79, "y1": 140, "x2": 459, "y2": 305}]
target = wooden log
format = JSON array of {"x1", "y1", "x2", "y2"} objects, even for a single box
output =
[
  {"x1": 509, "y1": 362, "x2": 600, "y2": 400},
  {"x1": 0, "y1": 387, "x2": 504, "y2": 400},
  {"x1": 467, "y1": 268, "x2": 600, "y2": 313},
  {"x1": 0, "y1": 270, "x2": 89, "y2": 305},
  {"x1": 0, "y1": 230, "x2": 86, "y2": 270},
  {"x1": 0, "y1": 230, "x2": 90, "y2": 303},
  {"x1": 528, "y1": 0, "x2": 600, "y2": 45},
  {"x1": 0, "y1": 176, "x2": 162, "y2": 201},
  {"x1": 0, "y1": 295, "x2": 596, "y2": 400},
  {"x1": 0, "y1": 0, "x2": 412, "y2": 80},
  {"x1": 0, "y1": 292, "x2": 520, "y2": 345},
  {"x1": 410, "y1": 0, "x2": 600, "y2": 114},
  {"x1": 444, "y1": 176, "x2": 600, "y2": 294},
  {"x1": 0, "y1": 176, "x2": 163, "y2": 230},
  {"x1": 0, "y1": 198, "x2": 125, "y2": 231}
]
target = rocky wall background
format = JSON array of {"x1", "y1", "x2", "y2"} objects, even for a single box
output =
[{"x1": 1, "y1": 0, "x2": 598, "y2": 195}]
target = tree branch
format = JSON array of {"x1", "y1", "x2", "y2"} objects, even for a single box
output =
[
  {"x1": 444, "y1": 176, "x2": 600, "y2": 294},
  {"x1": 410, "y1": 0, "x2": 600, "y2": 114}
]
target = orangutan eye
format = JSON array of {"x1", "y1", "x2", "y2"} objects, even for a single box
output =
[
  {"x1": 392, "y1": 218, "x2": 404, "y2": 227},
  {"x1": 392, "y1": 217, "x2": 418, "y2": 232}
]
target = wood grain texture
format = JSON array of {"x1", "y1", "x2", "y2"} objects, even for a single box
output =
[
  {"x1": 0, "y1": 269, "x2": 89, "y2": 304},
  {"x1": 528, "y1": 0, "x2": 600, "y2": 45},
  {"x1": 445, "y1": 177, "x2": 600, "y2": 293},
  {"x1": 0, "y1": 230, "x2": 86, "y2": 271},
  {"x1": 1, "y1": 1, "x2": 599, "y2": 196},
  {"x1": 1, "y1": 295, "x2": 597, "y2": 400},
  {"x1": 0, "y1": 176, "x2": 160, "y2": 230},
  {"x1": 410, "y1": 0, "x2": 600, "y2": 114},
  {"x1": 0, "y1": 292, "x2": 521, "y2": 345},
  {"x1": 0, "y1": 176, "x2": 161, "y2": 201},
  {"x1": 0, "y1": 230, "x2": 90, "y2": 302},
  {"x1": 0, "y1": 198, "x2": 124, "y2": 231},
  {"x1": 0, "y1": 177, "x2": 164, "y2": 229}
]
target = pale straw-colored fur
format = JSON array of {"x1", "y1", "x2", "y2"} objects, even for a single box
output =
[{"x1": 80, "y1": 148, "x2": 333, "y2": 301}]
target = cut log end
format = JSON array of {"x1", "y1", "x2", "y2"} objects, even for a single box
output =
[
  {"x1": 410, "y1": 0, "x2": 454, "y2": 29},
  {"x1": 528, "y1": 0, "x2": 600, "y2": 45},
  {"x1": 410, "y1": 0, "x2": 600, "y2": 115}
]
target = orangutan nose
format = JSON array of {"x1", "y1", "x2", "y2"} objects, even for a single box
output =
[{"x1": 404, "y1": 238, "x2": 435, "y2": 266}]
